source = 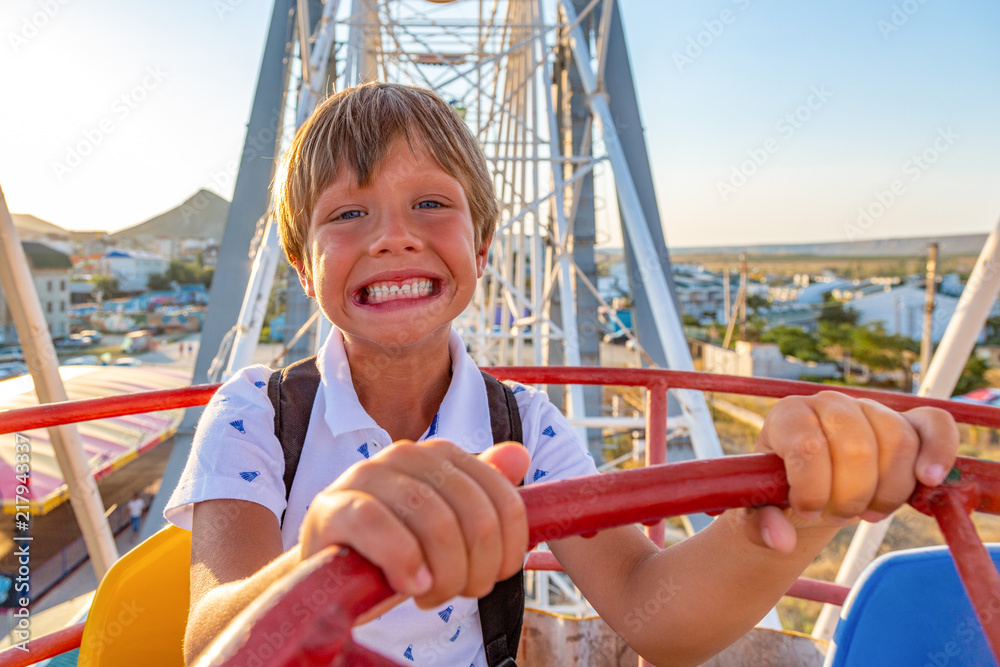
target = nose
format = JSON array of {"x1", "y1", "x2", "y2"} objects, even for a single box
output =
[{"x1": 369, "y1": 210, "x2": 424, "y2": 256}]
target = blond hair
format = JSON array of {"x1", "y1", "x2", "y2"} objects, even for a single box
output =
[{"x1": 274, "y1": 83, "x2": 497, "y2": 274}]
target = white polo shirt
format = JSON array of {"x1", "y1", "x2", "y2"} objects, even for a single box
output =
[{"x1": 165, "y1": 328, "x2": 598, "y2": 666}]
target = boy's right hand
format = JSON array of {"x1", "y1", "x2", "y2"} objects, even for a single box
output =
[{"x1": 299, "y1": 440, "x2": 529, "y2": 610}]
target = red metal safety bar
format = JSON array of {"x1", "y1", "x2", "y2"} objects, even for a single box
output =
[
  {"x1": 0, "y1": 384, "x2": 221, "y2": 436},
  {"x1": 6, "y1": 367, "x2": 1000, "y2": 436},
  {"x1": 0, "y1": 622, "x2": 85, "y2": 667},
  {"x1": 194, "y1": 455, "x2": 1000, "y2": 667},
  {"x1": 3, "y1": 367, "x2": 1000, "y2": 665}
]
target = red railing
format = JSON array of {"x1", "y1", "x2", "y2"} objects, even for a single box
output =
[{"x1": 2, "y1": 367, "x2": 1000, "y2": 665}]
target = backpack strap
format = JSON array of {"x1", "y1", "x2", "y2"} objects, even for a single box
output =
[
  {"x1": 266, "y1": 355, "x2": 321, "y2": 516},
  {"x1": 478, "y1": 371, "x2": 524, "y2": 667}
]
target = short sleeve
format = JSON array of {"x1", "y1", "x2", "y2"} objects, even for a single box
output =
[
  {"x1": 507, "y1": 382, "x2": 599, "y2": 486},
  {"x1": 163, "y1": 365, "x2": 288, "y2": 529}
]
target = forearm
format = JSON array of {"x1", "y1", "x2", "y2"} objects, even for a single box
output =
[
  {"x1": 620, "y1": 511, "x2": 837, "y2": 665},
  {"x1": 184, "y1": 544, "x2": 302, "y2": 665}
]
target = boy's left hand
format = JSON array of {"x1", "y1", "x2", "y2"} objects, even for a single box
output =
[{"x1": 747, "y1": 390, "x2": 960, "y2": 553}]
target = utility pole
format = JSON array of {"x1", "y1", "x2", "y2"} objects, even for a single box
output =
[
  {"x1": 723, "y1": 267, "x2": 731, "y2": 325},
  {"x1": 739, "y1": 252, "x2": 748, "y2": 342},
  {"x1": 920, "y1": 242, "x2": 938, "y2": 386}
]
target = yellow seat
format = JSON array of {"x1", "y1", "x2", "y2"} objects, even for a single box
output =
[{"x1": 78, "y1": 525, "x2": 190, "y2": 666}]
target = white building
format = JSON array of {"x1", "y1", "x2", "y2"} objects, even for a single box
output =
[
  {"x1": 102, "y1": 250, "x2": 171, "y2": 293},
  {"x1": 702, "y1": 340, "x2": 839, "y2": 380},
  {"x1": 0, "y1": 242, "x2": 72, "y2": 343},
  {"x1": 846, "y1": 284, "x2": 972, "y2": 344}
]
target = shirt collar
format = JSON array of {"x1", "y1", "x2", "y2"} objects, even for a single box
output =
[{"x1": 317, "y1": 328, "x2": 492, "y2": 453}]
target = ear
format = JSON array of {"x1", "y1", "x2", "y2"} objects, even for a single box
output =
[
  {"x1": 293, "y1": 259, "x2": 317, "y2": 298},
  {"x1": 475, "y1": 233, "x2": 492, "y2": 279}
]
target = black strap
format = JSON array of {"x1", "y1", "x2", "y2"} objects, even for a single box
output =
[
  {"x1": 266, "y1": 355, "x2": 322, "y2": 507},
  {"x1": 479, "y1": 372, "x2": 524, "y2": 667},
  {"x1": 268, "y1": 362, "x2": 523, "y2": 667}
]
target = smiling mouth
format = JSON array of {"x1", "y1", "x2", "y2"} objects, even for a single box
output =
[{"x1": 360, "y1": 278, "x2": 438, "y2": 305}]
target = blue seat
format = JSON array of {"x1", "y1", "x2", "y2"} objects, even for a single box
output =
[{"x1": 826, "y1": 544, "x2": 1000, "y2": 666}]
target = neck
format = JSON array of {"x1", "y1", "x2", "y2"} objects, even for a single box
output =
[{"x1": 343, "y1": 328, "x2": 453, "y2": 442}]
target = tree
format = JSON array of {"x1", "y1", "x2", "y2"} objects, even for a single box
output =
[
  {"x1": 91, "y1": 276, "x2": 121, "y2": 301},
  {"x1": 985, "y1": 315, "x2": 1000, "y2": 346},
  {"x1": 762, "y1": 326, "x2": 828, "y2": 363},
  {"x1": 746, "y1": 294, "x2": 770, "y2": 315},
  {"x1": 818, "y1": 321, "x2": 853, "y2": 350},
  {"x1": 954, "y1": 355, "x2": 990, "y2": 396},
  {"x1": 147, "y1": 260, "x2": 214, "y2": 290},
  {"x1": 818, "y1": 299, "x2": 859, "y2": 327},
  {"x1": 146, "y1": 272, "x2": 173, "y2": 291},
  {"x1": 817, "y1": 299, "x2": 860, "y2": 353},
  {"x1": 848, "y1": 324, "x2": 918, "y2": 388}
]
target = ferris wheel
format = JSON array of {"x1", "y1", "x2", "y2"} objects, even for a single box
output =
[{"x1": 195, "y1": 0, "x2": 724, "y2": 469}]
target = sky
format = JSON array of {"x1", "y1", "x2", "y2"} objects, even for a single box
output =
[{"x1": 1, "y1": 0, "x2": 998, "y2": 248}]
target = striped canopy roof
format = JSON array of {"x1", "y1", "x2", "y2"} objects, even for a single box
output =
[{"x1": 0, "y1": 365, "x2": 191, "y2": 514}]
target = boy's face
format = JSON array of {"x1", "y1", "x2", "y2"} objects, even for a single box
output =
[{"x1": 296, "y1": 138, "x2": 489, "y2": 350}]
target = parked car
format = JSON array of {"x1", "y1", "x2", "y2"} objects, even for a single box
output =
[
  {"x1": 0, "y1": 346, "x2": 24, "y2": 363},
  {"x1": 953, "y1": 387, "x2": 1000, "y2": 407},
  {"x1": 120, "y1": 330, "x2": 153, "y2": 354},
  {"x1": 63, "y1": 355, "x2": 100, "y2": 366},
  {"x1": 56, "y1": 334, "x2": 93, "y2": 350},
  {"x1": 113, "y1": 357, "x2": 143, "y2": 367},
  {"x1": 0, "y1": 362, "x2": 28, "y2": 381}
]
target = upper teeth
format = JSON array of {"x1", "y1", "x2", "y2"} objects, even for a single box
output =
[{"x1": 365, "y1": 279, "x2": 433, "y2": 303}]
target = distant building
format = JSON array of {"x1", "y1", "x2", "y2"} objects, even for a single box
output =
[
  {"x1": 847, "y1": 284, "x2": 966, "y2": 343},
  {"x1": 0, "y1": 242, "x2": 73, "y2": 344},
  {"x1": 201, "y1": 243, "x2": 220, "y2": 268},
  {"x1": 101, "y1": 249, "x2": 171, "y2": 293},
  {"x1": 702, "y1": 340, "x2": 839, "y2": 380},
  {"x1": 672, "y1": 265, "x2": 729, "y2": 321},
  {"x1": 150, "y1": 237, "x2": 176, "y2": 258},
  {"x1": 793, "y1": 278, "x2": 854, "y2": 304}
]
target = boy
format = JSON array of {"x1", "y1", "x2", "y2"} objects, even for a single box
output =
[{"x1": 166, "y1": 83, "x2": 959, "y2": 666}]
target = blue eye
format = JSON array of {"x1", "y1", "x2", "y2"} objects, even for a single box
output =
[
  {"x1": 415, "y1": 200, "x2": 442, "y2": 209},
  {"x1": 335, "y1": 209, "x2": 365, "y2": 220}
]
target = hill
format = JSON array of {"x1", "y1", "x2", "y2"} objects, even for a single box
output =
[
  {"x1": 11, "y1": 213, "x2": 69, "y2": 238},
  {"x1": 670, "y1": 233, "x2": 988, "y2": 258},
  {"x1": 112, "y1": 189, "x2": 229, "y2": 241}
]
